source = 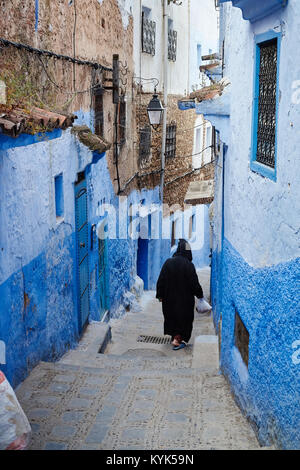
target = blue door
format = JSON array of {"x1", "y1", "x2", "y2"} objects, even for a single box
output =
[
  {"x1": 137, "y1": 237, "x2": 149, "y2": 290},
  {"x1": 75, "y1": 177, "x2": 90, "y2": 332}
]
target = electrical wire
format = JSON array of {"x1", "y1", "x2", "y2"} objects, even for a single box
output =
[
  {"x1": 0, "y1": 37, "x2": 112, "y2": 71},
  {"x1": 1, "y1": 38, "x2": 215, "y2": 177},
  {"x1": 118, "y1": 167, "x2": 162, "y2": 194},
  {"x1": 118, "y1": 149, "x2": 216, "y2": 194},
  {"x1": 164, "y1": 158, "x2": 217, "y2": 186},
  {"x1": 107, "y1": 119, "x2": 209, "y2": 138},
  {"x1": 173, "y1": 144, "x2": 213, "y2": 160},
  {"x1": 37, "y1": 55, "x2": 102, "y2": 95}
]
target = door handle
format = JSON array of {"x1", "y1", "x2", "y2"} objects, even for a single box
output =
[{"x1": 80, "y1": 242, "x2": 86, "y2": 248}]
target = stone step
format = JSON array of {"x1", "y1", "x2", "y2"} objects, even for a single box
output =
[{"x1": 15, "y1": 357, "x2": 261, "y2": 451}]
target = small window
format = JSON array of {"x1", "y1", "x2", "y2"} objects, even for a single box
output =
[
  {"x1": 256, "y1": 39, "x2": 277, "y2": 169},
  {"x1": 54, "y1": 173, "x2": 64, "y2": 220},
  {"x1": 139, "y1": 125, "x2": 151, "y2": 162},
  {"x1": 234, "y1": 310, "x2": 249, "y2": 367},
  {"x1": 142, "y1": 10, "x2": 156, "y2": 55},
  {"x1": 168, "y1": 20, "x2": 177, "y2": 62},
  {"x1": 94, "y1": 86, "x2": 104, "y2": 138},
  {"x1": 165, "y1": 123, "x2": 176, "y2": 158},
  {"x1": 118, "y1": 97, "x2": 126, "y2": 145},
  {"x1": 251, "y1": 32, "x2": 280, "y2": 181}
]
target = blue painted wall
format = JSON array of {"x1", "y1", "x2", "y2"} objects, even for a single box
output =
[
  {"x1": 0, "y1": 113, "x2": 169, "y2": 386},
  {"x1": 208, "y1": 0, "x2": 300, "y2": 449},
  {"x1": 220, "y1": 239, "x2": 300, "y2": 449},
  {"x1": 0, "y1": 128, "x2": 84, "y2": 387}
]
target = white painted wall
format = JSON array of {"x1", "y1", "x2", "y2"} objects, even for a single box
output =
[
  {"x1": 189, "y1": 0, "x2": 219, "y2": 93},
  {"x1": 192, "y1": 116, "x2": 213, "y2": 170},
  {"x1": 133, "y1": 0, "x2": 190, "y2": 95},
  {"x1": 189, "y1": 0, "x2": 218, "y2": 171},
  {"x1": 218, "y1": 2, "x2": 300, "y2": 268}
]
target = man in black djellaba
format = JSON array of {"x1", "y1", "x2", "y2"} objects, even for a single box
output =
[{"x1": 156, "y1": 239, "x2": 204, "y2": 350}]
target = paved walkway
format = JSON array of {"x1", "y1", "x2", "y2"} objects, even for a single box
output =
[{"x1": 16, "y1": 269, "x2": 260, "y2": 450}]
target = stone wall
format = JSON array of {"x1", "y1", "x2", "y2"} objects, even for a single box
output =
[
  {"x1": 135, "y1": 91, "x2": 214, "y2": 207},
  {"x1": 0, "y1": 0, "x2": 137, "y2": 194}
]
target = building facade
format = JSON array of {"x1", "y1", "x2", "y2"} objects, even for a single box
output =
[
  {"x1": 0, "y1": 0, "x2": 152, "y2": 387},
  {"x1": 132, "y1": 0, "x2": 218, "y2": 272},
  {"x1": 0, "y1": 0, "x2": 219, "y2": 388},
  {"x1": 197, "y1": 0, "x2": 300, "y2": 449}
]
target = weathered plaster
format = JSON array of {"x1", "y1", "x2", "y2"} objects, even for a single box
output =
[
  {"x1": 211, "y1": 0, "x2": 300, "y2": 449},
  {"x1": 0, "y1": 113, "x2": 169, "y2": 386},
  {"x1": 220, "y1": 238, "x2": 300, "y2": 449}
]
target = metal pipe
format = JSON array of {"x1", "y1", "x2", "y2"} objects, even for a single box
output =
[
  {"x1": 114, "y1": 103, "x2": 121, "y2": 194},
  {"x1": 160, "y1": 0, "x2": 169, "y2": 201},
  {"x1": 187, "y1": 0, "x2": 191, "y2": 94}
]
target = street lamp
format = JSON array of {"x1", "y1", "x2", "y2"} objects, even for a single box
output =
[{"x1": 147, "y1": 91, "x2": 164, "y2": 130}]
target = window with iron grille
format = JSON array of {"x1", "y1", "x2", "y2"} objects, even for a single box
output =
[
  {"x1": 139, "y1": 125, "x2": 151, "y2": 162},
  {"x1": 165, "y1": 123, "x2": 176, "y2": 158},
  {"x1": 256, "y1": 39, "x2": 277, "y2": 168},
  {"x1": 168, "y1": 29, "x2": 177, "y2": 61},
  {"x1": 142, "y1": 12, "x2": 156, "y2": 55},
  {"x1": 118, "y1": 97, "x2": 126, "y2": 145},
  {"x1": 251, "y1": 32, "x2": 280, "y2": 180},
  {"x1": 94, "y1": 86, "x2": 104, "y2": 137}
]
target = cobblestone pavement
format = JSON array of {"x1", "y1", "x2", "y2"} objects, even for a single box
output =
[{"x1": 16, "y1": 269, "x2": 261, "y2": 450}]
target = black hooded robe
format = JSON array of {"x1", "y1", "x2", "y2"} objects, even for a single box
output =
[{"x1": 156, "y1": 239, "x2": 203, "y2": 343}]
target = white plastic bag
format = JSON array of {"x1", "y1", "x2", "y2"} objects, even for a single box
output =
[
  {"x1": 196, "y1": 297, "x2": 212, "y2": 313},
  {"x1": 0, "y1": 371, "x2": 31, "y2": 450}
]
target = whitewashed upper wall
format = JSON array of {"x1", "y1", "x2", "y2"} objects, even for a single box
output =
[
  {"x1": 133, "y1": 0, "x2": 190, "y2": 95},
  {"x1": 220, "y1": 1, "x2": 300, "y2": 268},
  {"x1": 189, "y1": 0, "x2": 219, "y2": 92}
]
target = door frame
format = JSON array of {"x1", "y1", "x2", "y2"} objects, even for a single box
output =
[
  {"x1": 97, "y1": 218, "x2": 110, "y2": 322},
  {"x1": 74, "y1": 172, "x2": 90, "y2": 334}
]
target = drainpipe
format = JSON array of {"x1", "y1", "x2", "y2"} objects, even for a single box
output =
[
  {"x1": 160, "y1": 0, "x2": 168, "y2": 202},
  {"x1": 219, "y1": 143, "x2": 227, "y2": 346},
  {"x1": 187, "y1": 0, "x2": 191, "y2": 94},
  {"x1": 139, "y1": 0, "x2": 142, "y2": 82}
]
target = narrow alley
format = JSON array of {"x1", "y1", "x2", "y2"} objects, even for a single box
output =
[
  {"x1": 15, "y1": 270, "x2": 260, "y2": 450},
  {"x1": 1, "y1": 0, "x2": 299, "y2": 453}
]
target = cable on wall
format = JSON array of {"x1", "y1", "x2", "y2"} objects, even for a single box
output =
[{"x1": 0, "y1": 38, "x2": 113, "y2": 71}]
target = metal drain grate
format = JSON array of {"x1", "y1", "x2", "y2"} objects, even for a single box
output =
[{"x1": 137, "y1": 335, "x2": 171, "y2": 345}]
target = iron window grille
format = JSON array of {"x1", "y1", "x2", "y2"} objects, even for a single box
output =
[
  {"x1": 168, "y1": 29, "x2": 177, "y2": 61},
  {"x1": 256, "y1": 38, "x2": 278, "y2": 169},
  {"x1": 165, "y1": 123, "x2": 177, "y2": 158},
  {"x1": 142, "y1": 13, "x2": 156, "y2": 55},
  {"x1": 139, "y1": 125, "x2": 151, "y2": 162}
]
